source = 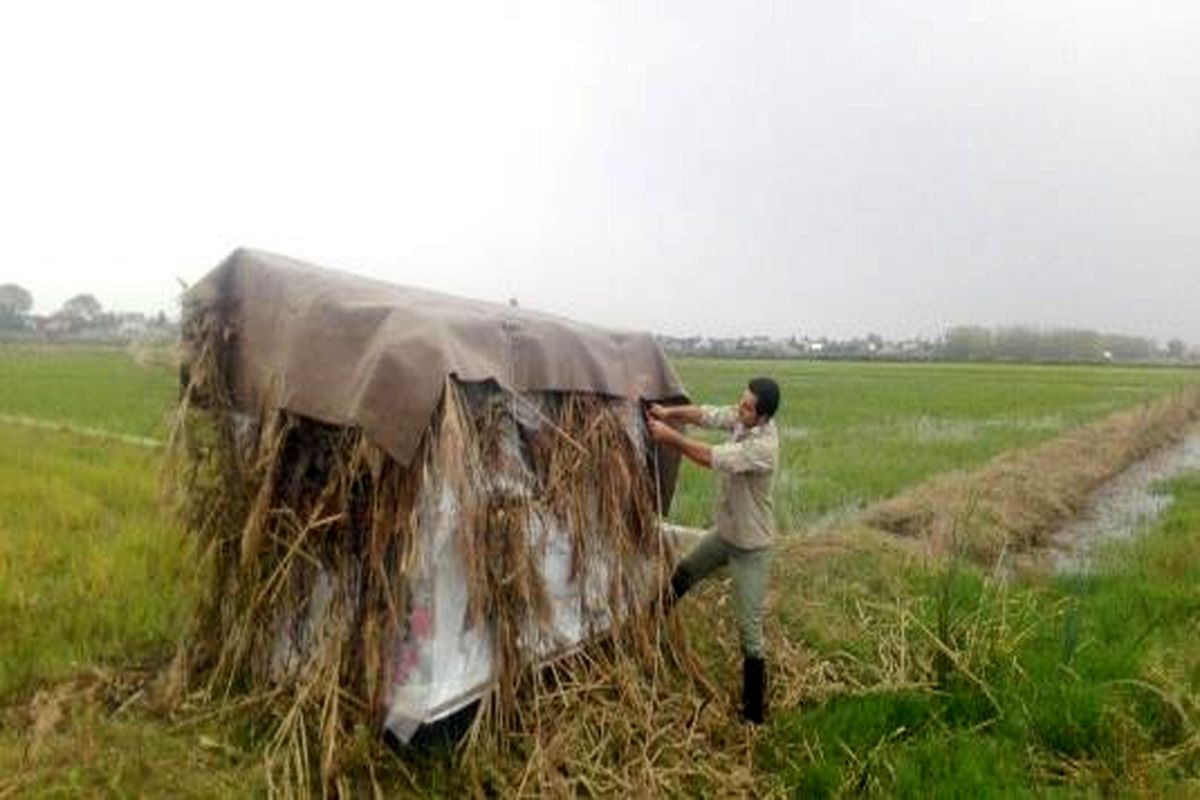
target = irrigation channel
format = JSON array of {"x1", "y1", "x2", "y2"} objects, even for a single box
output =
[{"x1": 1050, "y1": 425, "x2": 1200, "y2": 573}]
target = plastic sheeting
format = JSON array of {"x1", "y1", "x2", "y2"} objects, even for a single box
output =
[
  {"x1": 380, "y1": 395, "x2": 648, "y2": 742},
  {"x1": 266, "y1": 394, "x2": 664, "y2": 744}
]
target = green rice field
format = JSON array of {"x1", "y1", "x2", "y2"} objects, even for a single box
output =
[
  {"x1": 1, "y1": 345, "x2": 1197, "y2": 796},
  {"x1": 0, "y1": 345, "x2": 177, "y2": 440},
  {"x1": 673, "y1": 358, "x2": 1196, "y2": 528}
]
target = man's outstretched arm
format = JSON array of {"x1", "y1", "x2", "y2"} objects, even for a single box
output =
[
  {"x1": 647, "y1": 417, "x2": 713, "y2": 469},
  {"x1": 647, "y1": 403, "x2": 705, "y2": 427}
]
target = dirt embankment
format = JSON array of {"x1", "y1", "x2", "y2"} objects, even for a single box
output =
[{"x1": 860, "y1": 387, "x2": 1200, "y2": 565}]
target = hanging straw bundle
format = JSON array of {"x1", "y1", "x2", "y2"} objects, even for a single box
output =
[{"x1": 165, "y1": 297, "x2": 709, "y2": 794}]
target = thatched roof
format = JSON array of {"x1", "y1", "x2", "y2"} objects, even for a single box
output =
[{"x1": 184, "y1": 248, "x2": 687, "y2": 465}]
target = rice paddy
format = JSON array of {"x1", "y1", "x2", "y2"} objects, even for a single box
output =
[
  {"x1": 669, "y1": 358, "x2": 1197, "y2": 529},
  {"x1": 1, "y1": 344, "x2": 1197, "y2": 796}
]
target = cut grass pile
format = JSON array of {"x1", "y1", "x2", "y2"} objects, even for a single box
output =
[{"x1": 164, "y1": 293, "x2": 693, "y2": 794}]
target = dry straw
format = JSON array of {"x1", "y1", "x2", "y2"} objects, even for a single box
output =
[{"x1": 164, "y1": 306, "x2": 754, "y2": 795}]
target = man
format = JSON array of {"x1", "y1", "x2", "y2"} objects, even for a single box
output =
[{"x1": 646, "y1": 377, "x2": 781, "y2": 725}]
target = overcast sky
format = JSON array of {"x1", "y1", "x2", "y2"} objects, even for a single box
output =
[{"x1": 2, "y1": 2, "x2": 1198, "y2": 343}]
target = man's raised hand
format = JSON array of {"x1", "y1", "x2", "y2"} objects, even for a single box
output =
[
  {"x1": 646, "y1": 417, "x2": 676, "y2": 444},
  {"x1": 647, "y1": 403, "x2": 669, "y2": 421}
]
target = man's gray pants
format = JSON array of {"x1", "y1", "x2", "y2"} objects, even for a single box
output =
[{"x1": 674, "y1": 530, "x2": 770, "y2": 659}]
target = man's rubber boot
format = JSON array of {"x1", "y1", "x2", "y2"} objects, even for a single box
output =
[{"x1": 742, "y1": 656, "x2": 766, "y2": 724}]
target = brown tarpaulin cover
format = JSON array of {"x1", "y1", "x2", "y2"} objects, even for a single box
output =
[{"x1": 184, "y1": 248, "x2": 688, "y2": 470}]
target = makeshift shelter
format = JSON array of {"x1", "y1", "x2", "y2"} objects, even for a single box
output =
[{"x1": 170, "y1": 249, "x2": 689, "y2": 757}]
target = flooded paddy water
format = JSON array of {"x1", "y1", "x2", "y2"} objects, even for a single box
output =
[{"x1": 1049, "y1": 425, "x2": 1200, "y2": 573}]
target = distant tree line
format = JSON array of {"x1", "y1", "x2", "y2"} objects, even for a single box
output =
[
  {"x1": 0, "y1": 283, "x2": 34, "y2": 329},
  {"x1": 5, "y1": 278, "x2": 1193, "y2": 364},
  {"x1": 938, "y1": 325, "x2": 1172, "y2": 363},
  {"x1": 659, "y1": 325, "x2": 1196, "y2": 364},
  {"x1": 0, "y1": 283, "x2": 177, "y2": 343}
]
